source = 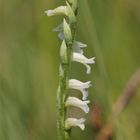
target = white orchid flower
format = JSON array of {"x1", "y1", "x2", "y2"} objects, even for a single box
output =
[
  {"x1": 72, "y1": 52, "x2": 95, "y2": 74},
  {"x1": 68, "y1": 79, "x2": 91, "y2": 100},
  {"x1": 65, "y1": 118, "x2": 86, "y2": 130},
  {"x1": 66, "y1": 97, "x2": 90, "y2": 113}
]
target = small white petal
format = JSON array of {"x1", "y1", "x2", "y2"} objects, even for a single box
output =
[
  {"x1": 73, "y1": 41, "x2": 87, "y2": 48},
  {"x1": 65, "y1": 118, "x2": 86, "y2": 130},
  {"x1": 45, "y1": 6, "x2": 67, "y2": 16},
  {"x1": 68, "y1": 79, "x2": 91, "y2": 100},
  {"x1": 66, "y1": 97, "x2": 90, "y2": 113},
  {"x1": 72, "y1": 41, "x2": 87, "y2": 54},
  {"x1": 53, "y1": 24, "x2": 64, "y2": 40},
  {"x1": 72, "y1": 52, "x2": 95, "y2": 74},
  {"x1": 58, "y1": 32, "x2": 64, "y2": 40},
  {"x1": 52, "y1": 23, "x2": 64, "y2": 40}
]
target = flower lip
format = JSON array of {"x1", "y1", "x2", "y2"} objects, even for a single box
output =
[{"x1": 65, "y1": 118, "x2": 86, "y2": 130}]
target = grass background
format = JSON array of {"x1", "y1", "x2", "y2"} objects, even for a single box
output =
[{"x1": 0, "y1": 0, "x2": 140, "y2": 139}]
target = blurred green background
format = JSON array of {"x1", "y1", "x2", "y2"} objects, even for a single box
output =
[{"x1": 0, "y1": 0, "x2": 140, "y2": 140}]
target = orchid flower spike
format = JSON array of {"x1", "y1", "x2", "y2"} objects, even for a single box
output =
[
  {"x1": 68, "y1": 79, "x2": 91, "y2": 100},
  {"x1": 72, "y1": 52, "x2": 95, "y2": 74},
  {"x1": 65, "y1": 97, "x2": 90, "y2": 113},
  {"x1": 65, "y1": 118, "x2": 86, "y2": 130},
  {"x1": 46, "y1": 0, "x2": 94, "y2": 138}
]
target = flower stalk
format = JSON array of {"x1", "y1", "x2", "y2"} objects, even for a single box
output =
[{"x1": 46, "y1": 0, "x2": 95, "y2": 140}]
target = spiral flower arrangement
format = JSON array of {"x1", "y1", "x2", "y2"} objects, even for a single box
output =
[{"x1": 45, "y1": 0, "x2": 95, "y2": 139}]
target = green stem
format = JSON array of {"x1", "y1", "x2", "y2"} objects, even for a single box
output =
[{"x1": 57, "y1": 49, "x2": 72, "y2": 140}]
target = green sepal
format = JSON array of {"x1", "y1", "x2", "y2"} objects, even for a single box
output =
[
  {"x1": 63, "y1": 19, "x2": 72, "y2": 45},
  {"x1": 67, "y1": 0, "x2": 78, "y2": 13},
  {"x1": 66, "y1": 2, "x2": 77, "y2": 24}
]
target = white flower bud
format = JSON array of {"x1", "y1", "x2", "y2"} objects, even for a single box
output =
[
  {"x1": 45, "y1": 6, "x2": 67, "y2": 16},
  {"x1": 72, "y1": 52, "x2": 95, "y2": 74},
  {"x1": 65, "y1": 118, "x2": 86, "y2": 130},
  {"x1": 45, "y1": 4, "x2": 76, "y2": 23},
  {"x1": 65, "y1": 97, "x2": 90, "y2": 113},
  {"x1": 60, "y1": 40, "x2": 68, "y2": 63},
  {"x1": 68, "y1": 79, "x2": 91, "y2": 100}
]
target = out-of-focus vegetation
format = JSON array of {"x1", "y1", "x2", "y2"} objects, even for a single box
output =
[{"x1": 0, "y1": 0, "x2": 140, "y2": 140}]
